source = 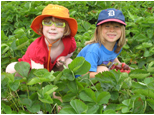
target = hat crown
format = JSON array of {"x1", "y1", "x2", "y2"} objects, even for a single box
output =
[
  {"x1": 97, "y1": 8, "x2": 125, "y2": 25},
  {"x1": 42, "y1": 4, "x2": 69, "y2": 18}
]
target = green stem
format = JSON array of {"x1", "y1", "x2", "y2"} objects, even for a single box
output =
[
  {"x1": 57, "y1": 91, "x2": 62, "y2": 97},
  {"x1": 51, "y1": 103, "x2": 57, "y2": 113},
  {"x1": 9, "y1": 91, "x2": 19, "y2": 111},
  {"x1": 27, "y1": 86, "x2": 30, "y2": 98},
  {"x1": 15, "y1": 91, "x2": 25, "y2": 111},
  {"x1": 44, "y1": 103, "x2": 46, "y2": 113},
  {"x1": 80, "y1": 78, "x2": 98, "y2": 92}
]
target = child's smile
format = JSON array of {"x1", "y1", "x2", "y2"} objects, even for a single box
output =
[{"x1": 107, "y1": 34, "x2": 116, "y2": 39}]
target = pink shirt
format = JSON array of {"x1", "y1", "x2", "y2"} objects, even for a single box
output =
[{"x1": 18, "y1": 35, "x2": 76, "y2": 71}]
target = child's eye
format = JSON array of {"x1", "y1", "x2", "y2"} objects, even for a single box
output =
[
  {"x1": 44, "y1": 20, "x2": 52, "y2": 25},
  {"x1": 105, "y1": 25, "x2": 110, "y2": 27},
  {"x1": 56, "y1": 22, "x2": 63, "y2": 26}
]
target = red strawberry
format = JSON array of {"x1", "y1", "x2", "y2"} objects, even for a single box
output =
[
  {"x1": 115, "y1": 65, "x2": 122, "y2": 70},
  {"x1": 110, "y1": 64, "x2": 116, "y2": 70},
  {"x1": 121, "y1": 63, "x2": 125, "y2": 68},
  {"x1": 120, "y1": 69, "x2": 124, "y2": 72},
  {"x1": 124, "y1": 70, "x2": 131, "y2": 73},
  {"x1": 123, "y1": 64, "x2": 130, "y2": 70}
]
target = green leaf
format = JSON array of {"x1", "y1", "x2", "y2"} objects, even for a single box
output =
[
  {"x1": 122, "y1": 106, "x2": 129, "y2": 113},
  {"x1": 1, "y1": 102, "x2": 12, "y2": 114},
  {"x1": 132, "y1": 97, "x2": 145, "y2": 114},
  {"x1": 95, "y1": 71, "x2": 116, "y2": 91},
  {"x1": 110, "y1": 91, "x2": 119, "y2": 101},
  {"x1": 103, "y1": 109, "x2": 116, "y2": 114},
  {"x1": 68, "y1": 57, "x2": 85, "y2": 72},
  {"x1": 134, "y1": 34, "x2": 148, "y2": 42},
  {"x1": 132, "y1": 81, "x2": 148, "y2": 89},
  {"x1": 9, "y1": 80, "x2": 20, "y2": 91},
  {"x1": 62, "y1": 69, "x2": 75, "y2": 81},
  {"x1": 147, "y1": 61, "x2": 154, "y2": 72},
  {"x1": 144, "y1": 50, "x2": 150, "y2": 57},
  {"x1": 96, "y1": 91, "x2": 111, "y2": 105},
  {"x1": 147, "y1": 29, "x2": 153, "y2": 38},
  {"x1": 27, "y1": 77, "x2": 40, "y2": 85},
  {"x1": 67, "y1": 80, "x2": 78, "y2": 94},
  {"x1": 70, "y1": 99, "x2": 88, "y2": 114},
  {"x1": 147, "y1": 99, "x2": 154, "y2": 110},
  {"x1": 1, "y1": 43, "x2": 10, "y2": 55},
  {"x1": 42, "y1": 85, "x2": 58, "y2": 95},
  {"x1": 127, "y1": 10, "x2": 135, "y2": 21},
  {"x1": 68, "y1": 57, "x2": 91, "y2": 75},
  {"x1": 74, "y1": 60, "x2": 91, "y2": 75},
  {"x1": 1, "y1": 30, "x2": 8, "y2": 41},
  {"x1": 38, "y1": 93, "x2": 53, "y2": 104},
  {"x1": 1, "y1": 72, "x2": 14, "y2": 82},
  {"x1": 14, "y1": 62, "x2": 30, "y2": 78},
  {"x1": 129, "y1": 69, "x2": 150, "y2": 79},
  {"x1": 54, "y1": 71, "x2": 63, "y2": 85},
  {"x1": 82, "y1": 21, "x2": 91, "y2": 31},
  {"x1": 59, "y1": 106, "x2": 76, "y2": 114},
  {"x1": 18, "y1": 110, "x2": 30, "y2": 114},
  {"x1": 62, "y1": 92, "x2": 76, "y2": 102},
  {"x1": 144, "y1": 77, "x2": 154, "y2": 85},
  {"x1": 133, "y1": 89, "x2": 154, "y2": 99},
  {"x1": 14, "y1": 28, "x2": 25, "y2": 38},
  {"x1": 26, "y1": 101, "x2": 41, "y2": 113},
  {"x1": 87, "y1": 103, "x2": 99, "y2": 114},
  {"x1": 122, "y1": 99, "x2": 132, "y2": 106},
  {"x1": 79, "y1": 88, "x2": 96, "y2": 102},
  {"x1": 19, "y1": 98, "x2": 32, "y2": 106},
  {"x1": 142, "y1": 42, "x2": 153, "y2": 48}
]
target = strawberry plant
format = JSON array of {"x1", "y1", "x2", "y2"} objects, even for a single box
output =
[
  {"x1": 1, "y1": 1, "x2": 154, "y2": 114},
  {"x1": 1, "y1": 57, "x2": 90, "y2": 114}
]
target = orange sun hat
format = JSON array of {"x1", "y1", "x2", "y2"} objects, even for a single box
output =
[{"x1": 30, "y1": 4, "x2": 78, "y2": 37}]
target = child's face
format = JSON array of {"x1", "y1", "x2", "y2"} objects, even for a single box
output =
[
  {"x1": 101, "y1": 22, "x2": 122, "y2": 43},
  {"x1": 42, "y1": 17, "x2": 65, "y2": 41}
]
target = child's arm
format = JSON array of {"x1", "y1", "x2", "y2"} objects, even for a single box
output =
[
  {"x1": 31, "y1": 59, "x2": 44, "y2": 69},
  {"x1": 113, "y1": 57, "x2": 121, "y2": 64},
  {"x1": 56, "y1": 53, "x2": 73, "y2": 66},
  {"x1": 88, "y1": 66, "x2": 109, "y2": 78}
]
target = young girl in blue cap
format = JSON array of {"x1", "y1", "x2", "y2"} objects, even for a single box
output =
[{"x1": 77, "y1": 8, "x2": 128, "y2": 78}]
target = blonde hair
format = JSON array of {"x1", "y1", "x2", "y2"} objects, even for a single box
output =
[
  {"x1": 85, "y1": 22, "x2": 126, "y2": 53},
  {"x1": 37, "y1": 17, "x2": 71, "y2": 37}
]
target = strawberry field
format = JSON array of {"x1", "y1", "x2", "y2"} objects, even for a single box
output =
[{"x1": 1, "y1": 1, "x2": 154, "y2": 114}]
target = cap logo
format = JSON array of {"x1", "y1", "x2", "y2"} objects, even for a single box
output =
[{"x1": 108, "y1": 10, "x2": 115, "y2": 16}]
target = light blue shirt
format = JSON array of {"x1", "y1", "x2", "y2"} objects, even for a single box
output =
[{"x1": 77, "y1": 43, "x2": 122, "y2": 72}]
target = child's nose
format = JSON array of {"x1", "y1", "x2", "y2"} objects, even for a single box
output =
[
  {"x1": 109, "y1": 26, "x2": 114, "y2": 31},
  {"x1": 50, "y1": 23, "x2": 56, "y2": 29}
]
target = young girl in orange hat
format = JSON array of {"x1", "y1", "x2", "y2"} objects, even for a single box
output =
[{"x1": 6, "y1": 4, "x2": 78, "y2": 73}]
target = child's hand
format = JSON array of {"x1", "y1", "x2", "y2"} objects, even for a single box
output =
[{"x1": 56, "y1": 56, "x2": 66, "y2": 68}]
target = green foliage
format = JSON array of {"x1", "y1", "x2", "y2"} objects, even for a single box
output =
[{"x1": 1, "y1": 1, "x2": 154, "y2": 114}]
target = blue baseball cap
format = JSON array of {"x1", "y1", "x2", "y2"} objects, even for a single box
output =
[{"x1": 96, "y1": 8, "x2": 126, "y2": 26}]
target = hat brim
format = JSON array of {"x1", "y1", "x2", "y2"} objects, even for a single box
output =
[
  {"x1": 97, "y1": 19, "x2": 126, "y2": 26},
  {"x1": 30, "y1": 15, "x2": 78, "y2": 37}
]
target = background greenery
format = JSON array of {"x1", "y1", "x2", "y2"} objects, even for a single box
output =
[{"x1": 1, "y1": 1, "x2": 154, "y2": 114}]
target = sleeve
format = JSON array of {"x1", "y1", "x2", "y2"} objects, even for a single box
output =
[
  {"x1": 69, "y1": 37, "x2": 76, "y2": 54},
  {"x1": 28, "y1": 46, "x2": 46, "y2": 65},
  {"x1": 84, "y1": 51, "x2": 99, "y2": 72}
]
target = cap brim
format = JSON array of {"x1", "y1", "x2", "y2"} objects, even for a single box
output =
[
  {"x1": 30, "y1": 15, "x2": 78, "y2": 37},
  {"x1": 97, "y1": 19, "x2": 126, "y2": 26}
]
